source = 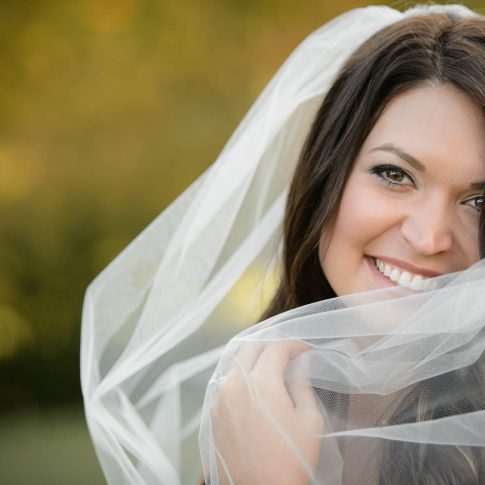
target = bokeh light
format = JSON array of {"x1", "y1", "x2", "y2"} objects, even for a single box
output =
[{"x1": 1, "y1": 1, "x2": 483, "y2": 483}]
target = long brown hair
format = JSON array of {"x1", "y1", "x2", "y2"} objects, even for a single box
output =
[
  {"x1": 263, "y1": 10, "x2": 485, "y2": 319},
  {"x1": 261, "y1": 10, "x2": 485, "y2": 484}
]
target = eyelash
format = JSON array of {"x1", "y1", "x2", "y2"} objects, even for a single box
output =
[
  {"x1": 463, "y1": 195, "x2": 484, "y2": 213},
  {"x1": 369, "y1": 164, "x2": 484, "y2": 213},
  {"x1": 370, "y1": 164, "x2": 414, "y2": 190}
]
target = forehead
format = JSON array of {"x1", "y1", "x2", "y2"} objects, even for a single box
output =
[{"x1": 361, "y1": 84, "x2": 485, "y2": 179}]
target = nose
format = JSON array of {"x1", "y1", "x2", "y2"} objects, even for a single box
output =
[{"x1": 400, "y1": 202, "x2": 453, "y2": 256}]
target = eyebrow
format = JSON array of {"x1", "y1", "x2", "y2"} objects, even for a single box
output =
[
  {"x1": 369, "y1": 143, "x2": 425, "y2": 172},
  {"x1": 470, "y1": 181, "x2": 485, "y2": 190},
  {"x1": 369, "y1": 143, "x2": 485, "y2": 191}
]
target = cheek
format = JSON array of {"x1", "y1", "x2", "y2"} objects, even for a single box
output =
[
  {"x1": 319, "y1": 176, "x2": 405, "y2": 287},
  {"x1": 318, "y1": 184, "x2": 362, "y2": 274},
  {"x1": 461, "y1": 223, "x2": 481, "y2": 264},
  {"x1": 329, "y1": 180, "x2": 394, "y2": 251}
]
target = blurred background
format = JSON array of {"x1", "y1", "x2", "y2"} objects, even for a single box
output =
[{"x1": 1, "y1": 0, "x2": 483, "y2": 483}]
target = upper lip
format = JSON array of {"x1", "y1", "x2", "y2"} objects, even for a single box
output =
[{"x1": 371, "y1": 255, "x2": 443, "y2": 278}]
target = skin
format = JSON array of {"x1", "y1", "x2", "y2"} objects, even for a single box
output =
[
  {"x1": 320, "y1": 84, "x2": 485, "y2": 296},
  {"x1": 211, "y1": 342, "x2": 323, "y2": 485},
  {"x1": 210, "y1": 84, "x2": 485, "y2": 484}
]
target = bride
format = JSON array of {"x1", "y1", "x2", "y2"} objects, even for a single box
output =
[{"x1": 81, "y1": 4, "x2": 485, "y2": 484}]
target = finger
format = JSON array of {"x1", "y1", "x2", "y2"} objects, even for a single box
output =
[
  {"x1": 227, "y1": 341, "x2": 264, "y2": 379},
  {"x1": 287, "y1": 365, "x2": 318, "y2": 411},
  {"x1": 253, "y1": 340, "x2": 309, "y2": 378}
]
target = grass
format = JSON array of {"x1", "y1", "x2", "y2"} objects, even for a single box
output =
[{"x1": 0, "y1": 405, "x2": 105, "y2": 485}]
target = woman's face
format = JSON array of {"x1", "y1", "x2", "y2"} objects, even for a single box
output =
[{"x1": 319, "y1": 84, "x2": 485, "y2": 296}]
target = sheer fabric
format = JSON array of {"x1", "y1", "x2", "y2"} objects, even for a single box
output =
[
  {"x1": 201, "y1": 262, "x2": 485, "y2": 484},
  {"x1": 80, "y1": 5, "x2": 483, "y2": 485}
]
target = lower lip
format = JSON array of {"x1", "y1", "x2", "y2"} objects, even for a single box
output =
[
  {"x1": 365, "y1": 256, "x2": 400, "y2": 288},
  {"x1": 365, "y1": 256, "x2": 421, "y2": 296}
]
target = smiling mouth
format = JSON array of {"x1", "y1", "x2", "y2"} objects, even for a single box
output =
[{"x1": 372, "y1": 257, "x2": 437, "y2": 291}]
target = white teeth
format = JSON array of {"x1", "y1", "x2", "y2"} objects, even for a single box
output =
[
  {"x1": 389, "y1": 269, "x2": 400, "y2": 282},
  {"x1": 409, "y1": 275, "x2": 424, "y2": 291},
  {"x1": 398, "y1": 272, "x2": 412, "y2": 285},
  {"x1": 374, "y1": 257, "x2": 436, "y2": 292}
]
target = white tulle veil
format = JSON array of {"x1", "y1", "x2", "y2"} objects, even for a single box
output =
[{"x1": 80, "y1": 4, "x2": 485, "y2": 485}]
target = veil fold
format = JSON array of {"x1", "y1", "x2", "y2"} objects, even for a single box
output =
[{"x1": 81, "y1": 5, "x2": 483, "y2": 484}]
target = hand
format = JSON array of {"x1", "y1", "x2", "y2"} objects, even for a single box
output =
[{"x1": 210, "y1": 341, "x2": 323, "y2": 485}]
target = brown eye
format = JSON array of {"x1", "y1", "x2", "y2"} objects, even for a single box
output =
[
  {"x1": 371, "y1": 165, "x2": 414, "y2": 188},
  {"x1": 385, "y1": 169, "x2": 405, "y2": 182}
]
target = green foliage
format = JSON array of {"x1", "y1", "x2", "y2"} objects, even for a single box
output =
[{"x1": 1, "y1": 0, "x2": 431, "y2": 411}]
